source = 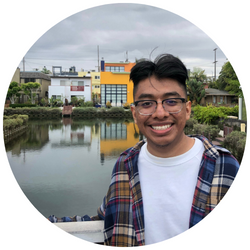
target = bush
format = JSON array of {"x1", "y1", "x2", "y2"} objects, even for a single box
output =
[
  {"x1": 222, "y1": 131, "x2": 246, "y2": 164},
  {"x1": 3, "y1": 114, "x2": 29, "y2": 131},
  {"x1": 72, "y1": 107, "x2": 97, "y2": 114},
  {"x1": 106, "y1": 101, "x2": 112, "y2": 108},
  {"x1": 9, "y1": 103, "x2": 36, "y2": 108},
  {"x1": 107, "y1": 107, "x2": 125, "y2": 113},
  {"x1": 81, "y1": 101, "x2": 94, "y2": 107},
  {"x1": 192, "y1": 124, "x2": 220, "y2": 140},
  {"x1": 193, "y1": 105, "x2": 238, "y2": 125},
  {"x1": 185, "y1": 118, "x2": 198, "y2": 129},
  {"x1": 123, "y1": 102, "x2": 131, "y2": 109}
]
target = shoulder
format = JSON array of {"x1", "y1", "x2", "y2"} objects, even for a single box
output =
[
  {"x1": 190, "y1": 134, "x2": 240, "y2": 175},
  {"x1": 111, "y1": 139, "x2": 146, "y2": 175}
]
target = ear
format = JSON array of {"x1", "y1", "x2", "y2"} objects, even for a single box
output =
[
  {"x1": 185, "y1": 101, "x2": 192, "y2": 120},
  {"x1": 131, "y1": 105, "x2": 137, "y2": 124}
]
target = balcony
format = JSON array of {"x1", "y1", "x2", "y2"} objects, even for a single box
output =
[{"x1": 71, "y1": 86, "x2": 84, "y2": 91}]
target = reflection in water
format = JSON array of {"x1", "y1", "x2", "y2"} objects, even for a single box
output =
[{"x1": 5, "y1": 117, "x2": 140, "y2": 218}]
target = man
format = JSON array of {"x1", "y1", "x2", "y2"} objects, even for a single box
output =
[
  {"x1": 49, "y1": 54, "x2": 239, "y2": 246},
  {"x1": 92, "y1": 54, "x2": 239, "y2": 246}
]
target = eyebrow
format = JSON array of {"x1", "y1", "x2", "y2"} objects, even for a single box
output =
[{"x1": 137, "y1": 91, "x2": 182, "y2": 100}]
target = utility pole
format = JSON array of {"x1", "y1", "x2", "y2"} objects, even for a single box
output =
[
  {"x1": 97, "y1": 45, "x2": 100, "y2": 72},
  {"x1": 213, "y1": 48, "x2": 218, "y2": 80},
  {"x1": 125, "y1": 51, "x2": 128, "y2": 62},
  {"x1": 23, "y1": 57, "x2": 25, "y2": 72}
]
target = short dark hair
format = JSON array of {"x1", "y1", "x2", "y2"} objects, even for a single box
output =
[{"x1": 130, "y1": 54, "x2": 189, "y2": 100}]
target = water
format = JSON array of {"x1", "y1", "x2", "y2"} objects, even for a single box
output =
[{"x1": 5, "y1": 117, "x2": 141, "y2": 219}]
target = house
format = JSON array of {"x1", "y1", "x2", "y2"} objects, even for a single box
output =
[
  {"x1": 8, "y1": 68, "x2": 51, "y2": 103},
  {"x1": 78, "y1": 71, "x2": 101, "y2": 99},
  {"x1": 20, "y1": 71, "x2": 51, "y2": 102},
  {"x1": 49, "y1": 74, "x2": 92, "y2": 103},
  {"x1": 200, "y1": 88, "x2": 237, "y2": 105},
  {"x1": 100, "y1": 60, "x2": 136, "y2": 107}
]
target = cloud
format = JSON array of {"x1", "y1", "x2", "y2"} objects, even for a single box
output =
[{"x1": 22, "y1": 3, "x2": 226, "y2": 75}]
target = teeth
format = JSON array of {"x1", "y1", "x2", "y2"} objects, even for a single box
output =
[{"x1": 152, "y1": 124, "x2": 171, "y2": 130}]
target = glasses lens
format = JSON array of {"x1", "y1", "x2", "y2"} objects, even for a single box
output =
[
  {"x1": 137, "y1": 101, "x2": 156, "y2": 115},
  {"x1": 163, "y1": 99, "x2": 183, "y2": 113}
]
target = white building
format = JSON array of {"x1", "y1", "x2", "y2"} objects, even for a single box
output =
[{"x1": 49, "y1": 75, "x2": 92, "y2": 103}]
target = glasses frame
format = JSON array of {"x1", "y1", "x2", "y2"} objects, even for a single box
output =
[{"x1": 134, "y1": 97, "x2": 187, "y2": 116}]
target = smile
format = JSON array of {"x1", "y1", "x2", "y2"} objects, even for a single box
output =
[{"x1": 151, "y1": 124, "x2": 172, "y2": 130}]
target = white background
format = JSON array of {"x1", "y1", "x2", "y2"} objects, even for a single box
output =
[{"x1": 1, "y1": 1, "x2": 249, "y2": 249}]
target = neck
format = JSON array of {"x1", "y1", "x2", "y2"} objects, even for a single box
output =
[{"x1": 146, "y1": 134, "x2": 195, "y2": 158}]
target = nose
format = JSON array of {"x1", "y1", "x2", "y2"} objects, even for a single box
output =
[{"x1": 152, "y1": 102, "x2": 170, "y2": 119}]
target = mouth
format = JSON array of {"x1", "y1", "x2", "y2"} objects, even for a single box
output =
[
  {"x1": 150, "y1": 124, "x2": 173, "y2": 134},
  {"x1": 151, "y1": 124, "x2": 172, "y2": 130}
]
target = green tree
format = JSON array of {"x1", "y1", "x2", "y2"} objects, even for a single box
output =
[
  {"x1": 7, "y1": 81, "x2": 22, "y2": 104},
  {"x1": 216, "y1": 61, "x2": 242, "y2": 96},
  {"x1": 190, "y1": 67, "x2": 207, "y2": 83},
  {"x1": 187, "y1": 79, "x2": 206, "y2": 105},
  {"x1": 21, "y1": 82, "x2": 41, "y2": 104},
  {"x1": 41, "y1": 66, "x2": 51, "y2": 74}
]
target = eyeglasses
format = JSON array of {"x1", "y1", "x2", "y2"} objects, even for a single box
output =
[{"x1": 134, "y1": 98, "x2": 186, "y2": 116}]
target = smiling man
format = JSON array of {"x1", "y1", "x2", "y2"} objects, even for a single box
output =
[{"x1": 47, "y1": 54, "x2": 240, "y2": 246}]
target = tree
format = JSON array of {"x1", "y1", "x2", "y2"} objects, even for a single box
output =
[
  {"x1": 216, "y1": 61, "x2": 241, "y2": 96},
  {"x1": 190, "y1": 67, "x2": 207, "y2": 83},
  {"x1": 7, "y1": 81, "x2": 22, "y2": 104},
  {"x1": 187, "y1": 79, "x2": 206, "y2": 105},
  {"x1": 21, "y1": 82, "x2": 41, "y2": 104},
  {"x1": 41, "y1": 66, "x2": 51, "y2": 74}
]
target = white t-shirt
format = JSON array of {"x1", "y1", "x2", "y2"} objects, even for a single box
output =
[{"x1": 138, "y1": 138, "x2": 204, "y2": 245}]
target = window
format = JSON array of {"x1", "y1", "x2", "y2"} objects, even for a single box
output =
[
  {"x1": 95, "y1": 76, "x2": 100, "y2": 79},
  {"x1": 60, "y1": 80, "x2": 66, "y2": 86},
  {"x1": 52, "y1": 95, "x2": 61, "y2": 100},
  {"x1": 24, "y1": 78, "x2": 36, "y2": 83},
  {"x1": 101, "y1": 84, "x2": 127, "y2": 106},
  {"x1": 213, "y1": 96, "x2": 216, "y2": 103},
  {"x1": 60, "y1": 80, "x2": 70, "y2": 86},
  {"x1": 95, "y1": 85, "x2": 100, "y2": 88},
  {"x1": 105, "y1": 66, "x2": 126, "y2": 72}
]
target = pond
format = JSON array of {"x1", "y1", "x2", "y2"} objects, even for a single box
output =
[{"x1": 5, "y1": 117, "x2": 143, "y2": 219}]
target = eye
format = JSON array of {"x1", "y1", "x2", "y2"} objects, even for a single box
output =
[
  {"x1": 140, "y1": 101, "x2": 154, "y2": 108},
  {"x1": 164, "y1": 99, "x2": 178, "y2": 106}
]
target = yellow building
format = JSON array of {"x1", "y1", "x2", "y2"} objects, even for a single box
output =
[
  {"x1": 100, "y1": 61, "x2": 135, "y2": 107},
  {"x1": 100, "y1": 122, "x2": 140, "y2": 161},
  {"x1": 78, "y1": 71, "x2": 101, "y2": 98}
]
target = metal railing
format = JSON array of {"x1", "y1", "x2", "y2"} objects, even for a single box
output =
[{"x1": 71, "y1": 86, "x2": 84, "y2": 91}]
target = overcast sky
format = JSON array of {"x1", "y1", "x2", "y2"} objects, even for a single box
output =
[{"x1": 20, "y1": 3, "x2": 226, "y2": 77}]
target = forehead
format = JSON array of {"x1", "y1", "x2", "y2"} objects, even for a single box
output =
[{"x1": 134, "y1": 77, "x2": 186, "y2": 100}]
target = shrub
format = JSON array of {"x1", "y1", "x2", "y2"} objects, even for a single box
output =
[
  {"x1": 16, "y1": 115, "x2": 29, "y2": 125},
  {"x1": 108, "y1": 107, "x2": 125, "y2": 113},
  {"x1": 9, "y1": 103, "x2": 36, "y2": 108},
  {"x1": 73, "y1": 107, "x2": 97, "y2": 114},
  {"x1": 3, "y1": 114, "x2": 29, "y2": 131},
  {"x1": 192, "y1": 124, "x2": 220, "y2": 140},
  {"x1": 82, "y1": 101, "x2": 94, "y2": 107},
  {"x1": 222, "y1": 131, "x2": 246, "y2": 164},
  {"x1": 106, "y1": 101, "x2": 112, "y2": 108},
  {"x1": 185, "y1": 118, "x2": 198, "y2": 129},
  {"x1": 193, "y1": 105, "x2": 238, "y2": 125},
  {"x1": 123, "y1": 102, "x2": 131, "y2": 109}
]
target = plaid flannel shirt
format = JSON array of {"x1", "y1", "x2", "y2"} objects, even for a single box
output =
[{"x1": 93, "y1": 135, "x2": 239, "y2": 246}]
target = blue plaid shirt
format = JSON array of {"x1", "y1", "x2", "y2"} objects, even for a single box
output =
[
  {"x1": 94, "y1": 135, "x2": 239, "y2": 246},
  {"x1": 49, "y1": 135, "x2": 239, "y2": 246}
]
